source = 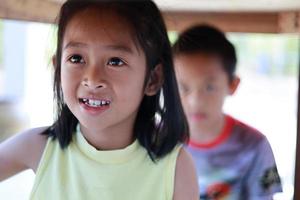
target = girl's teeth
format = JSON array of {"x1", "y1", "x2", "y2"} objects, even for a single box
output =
[
  {"x1": 90, "y1": 100, "x2": 98, "y2": 104},
  {"x1": 88, "y1": 99, "x2": 101, "y2": 107},
  {"x1": 82, "y1": 99, "x2": 110, "y2": 107}
]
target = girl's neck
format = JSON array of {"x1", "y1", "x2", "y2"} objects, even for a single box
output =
[{"x1": 79, "y1": 124, "x2": 135, "y2": 151}]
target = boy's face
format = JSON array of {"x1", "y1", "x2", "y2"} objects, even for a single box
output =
[{"x1": 174, "y1": 53, "x2": 237, "y2": 135}]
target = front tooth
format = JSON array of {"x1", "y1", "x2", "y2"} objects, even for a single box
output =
[{"x1": 88, "y1": 99, "x2": 101, "y2": 107}]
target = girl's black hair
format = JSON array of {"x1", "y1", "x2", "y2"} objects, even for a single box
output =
[
  {"x1": 172, "y1": 24, "x2": 237, "y2": 82},
  {"x1": 44, "y1": 0, "x2": 189, "y2": 160}
]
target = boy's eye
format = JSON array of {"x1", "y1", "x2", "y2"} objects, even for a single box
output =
[
  {"x1": 205, "y1": 84, "x2": 215, "y2": 92},
  {"x1": 179, "y1": 84, "x2": 189, "y2": 93},
  {"x1": 69, "y1": 55, "x2": 85, "y2": 64},
  {"x1": 107, "y1": 57, "x2": 125, "y2": 66}
]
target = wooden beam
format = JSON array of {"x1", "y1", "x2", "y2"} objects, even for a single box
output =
[
  {"x1": 279, "y1": 12, "x2": 300, "y2": 33},
  {"x1": 0, "y1": 1, "x2": 300, "y2": 33},
  {"x1": 0, "y1": 0, "x2": 60, "y2": 23},
  {"x1": 163, "y1": 11, "x2": 280, "y2": 33},
  {"x1": 164, "y1": 11, "x2": 300, "y2": 33}
]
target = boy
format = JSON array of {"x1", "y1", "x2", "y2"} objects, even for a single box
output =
[{"x1": 173, "y1": 24, "x2": 282, "y2": 199}]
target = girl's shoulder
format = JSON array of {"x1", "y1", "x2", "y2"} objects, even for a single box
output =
[
  {"x1": 173, "y1": 147, "x2": 199, "y2": 200},
  {"x1": 19, "y1": 127, "x2": 49, "y2": 171},
  {"x1": 1, "y1": 126, "x2": 49, "y2": 172}
]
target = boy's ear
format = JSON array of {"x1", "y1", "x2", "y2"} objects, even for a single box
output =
[
  {"x1": 229, "y1": 76, "x2": 240, "y2": 95},
  {"x1": 52, "y1": 55, "x2": 57, "y2": 67},
  {"x1": 144, "y1": 64, "x2": 164, "y2": 96}
]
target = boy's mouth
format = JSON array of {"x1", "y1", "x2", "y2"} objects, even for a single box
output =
[
  {"x1": 190, "y1": 113, "x2": 207, "y2": 121},
  {"x1": 79, "y1": 98, "x2": 111, "y2": 108}
]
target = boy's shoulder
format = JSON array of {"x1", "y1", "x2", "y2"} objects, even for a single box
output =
[{"x1": 229, "y1": 115, "x2": 267, "y2": 145}]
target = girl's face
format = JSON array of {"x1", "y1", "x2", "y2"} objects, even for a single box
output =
[{"x1": 60, "y1": 8, "x2": 148, "y2": 137}]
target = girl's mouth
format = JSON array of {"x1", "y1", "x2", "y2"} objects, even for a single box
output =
[{"x1": 79, "y1": 98, "x2": 111, "y2": 108}]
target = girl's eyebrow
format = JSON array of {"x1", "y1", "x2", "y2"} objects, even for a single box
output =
[
  {"x1": 63, "y1": 41, "x2": 134, "y2": 54},
  {"x1": 105, "y1": 44, "x2": 134, "y2": 54},
  {"x1": 64, "y1": 41, "x2": 87, "y2": 50}
]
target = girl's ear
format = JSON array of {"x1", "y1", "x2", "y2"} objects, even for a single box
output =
[
  {"x1": 145, "y1": 64, "x2": 164, "y2": 96},
  {"x1": 52, "y1": 55, "x2": 57, "y2": 67},
  {"x1": 229, "y1": 75, "x2": 240, "y2": 95}
]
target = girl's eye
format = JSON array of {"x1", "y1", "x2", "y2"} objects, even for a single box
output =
[
  {"x1": 107, "y1": 57, "x2": 125, "y2": 67},
  {"x1": 69, "y1": 55, "x2": 85, "y2": 64}
]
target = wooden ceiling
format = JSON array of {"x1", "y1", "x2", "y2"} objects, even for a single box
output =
[{"x1": 0, "y1": 0, "x2": 300, "y2": 33}]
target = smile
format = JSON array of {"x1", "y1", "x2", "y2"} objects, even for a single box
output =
[{"x1": 79, "y1": 98, "x2": 111, "y2": 108}]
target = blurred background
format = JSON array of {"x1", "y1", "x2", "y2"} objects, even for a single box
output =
[{"x1": 0, "y1": 0, "x2": 299, "y2": 199}]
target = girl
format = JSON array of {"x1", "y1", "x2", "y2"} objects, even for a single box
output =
[{"x1": 0, "y1": 0, "x2": 199, "y2": 199}]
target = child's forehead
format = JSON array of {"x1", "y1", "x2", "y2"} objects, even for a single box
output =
[
  {"x1": 175, "y1": 53, "x2": 224, "y2": 72},
  {"x1": 63, "y1": 8, "x2": 140, "y2": 52},
  {"x1": 175, "y1": 53, "x2": 229, "y2": 80},
  {"x1": 65, "y1": 8, "x2": 131, "y2": 36}
]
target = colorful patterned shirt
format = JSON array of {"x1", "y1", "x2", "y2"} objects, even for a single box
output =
[{"x1": 186, "y1": 115, "x2": 282, "y2": 200}]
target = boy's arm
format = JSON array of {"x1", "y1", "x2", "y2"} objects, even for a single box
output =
[
  {"x1": 244, "y1": 137, "x2": 282, "y2": 199},
  {"x1": 173, "y1": 148, "x2": 199, "y2": 200},
  {"x1": 0, "y1": 127, "x2": 48, "y2": 181}
]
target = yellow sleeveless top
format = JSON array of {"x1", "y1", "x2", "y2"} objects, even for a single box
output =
[{"x1": 30, "y1": 127, "x2": 181, "y2": 200}]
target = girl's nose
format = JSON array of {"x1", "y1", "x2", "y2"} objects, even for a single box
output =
[{"x1": 81, "y1": 67, "x2": 107, "y2": 90}]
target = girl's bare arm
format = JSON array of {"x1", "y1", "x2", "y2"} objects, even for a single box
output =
[
  {"x1": 173, "y1": 148, "x2": 199, "y2": 200},
  {"x1": 0, "y1": 127, "x2": 48, "y2": 181}
]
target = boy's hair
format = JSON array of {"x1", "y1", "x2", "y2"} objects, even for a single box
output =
[
  {"x1": 172, "y1": 24, "x2": 237, "y2": 82},
  {"x1": 45, "y1": 0, "x2": 189, "y2": 160}
]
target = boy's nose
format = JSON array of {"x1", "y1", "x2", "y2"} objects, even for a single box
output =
[{"x1": 188, "y1": 91, "x2": 205, "y2": 108}]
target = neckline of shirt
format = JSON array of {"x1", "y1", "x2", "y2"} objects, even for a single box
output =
[
  {"x1": 74, "y1": 124, "x2": 141, "y2": 164},
  {"x1": 188, "y1": 115, "x2": 235, "y2": 149}
]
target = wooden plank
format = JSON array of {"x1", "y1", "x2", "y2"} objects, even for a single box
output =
[
  {"x1": 279, "y1": 12, "x2": 300, "y2": 33},
  {"x1": 163, "y1": 11, "x2": 280, "y2": 33},
  {"x1": 0, "y1": 1, "x2": 299, "y2": 33},
  {"x1": 0, "y1": 0, "x2": 60, "y2": 23}
]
